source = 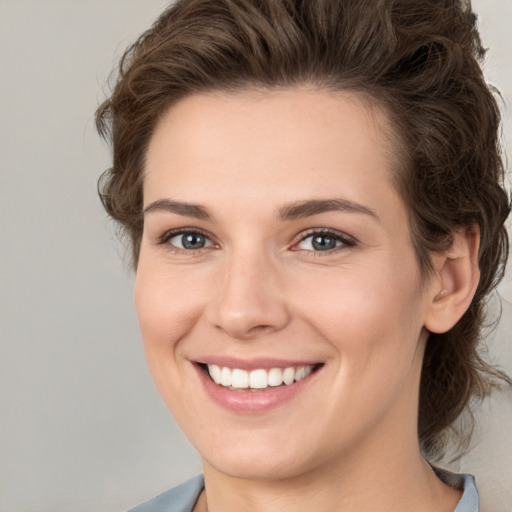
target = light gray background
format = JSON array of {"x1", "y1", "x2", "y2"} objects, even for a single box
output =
[{"x1": 0, "y1": 1, "x2": 510, "y2": 511}]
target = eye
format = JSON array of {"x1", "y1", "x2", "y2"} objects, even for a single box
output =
[
  {"x1": 163, "y1": 230, "x2": 213, "y2": 250},
  {"x1": 295, "y1": 230, "x2": 355, "y2": 252}
]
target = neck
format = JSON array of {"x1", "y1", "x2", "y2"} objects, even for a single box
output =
[{"x1": 197, "y1": 439, "x2": 461, "y2": 512}]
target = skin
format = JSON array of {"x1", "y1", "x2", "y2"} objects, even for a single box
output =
[{"x1": 136, "y1": 89, "x2": 477, "y2": 511}]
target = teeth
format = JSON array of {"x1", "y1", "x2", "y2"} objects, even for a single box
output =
[
  {"x1": 220, "y1": 366, "x2": 232, "y2": 387},
  {"x1": 206, "y1": 364, "x2": 315, "y2": 390},
  {"x1": 231, "y1": 368, "x2": 249, "y2": 389},
  {"x1": 283, "y1": 367, "x2": 295, "y2": 385},
  {"x1": 249, "y1": 369, "x2": 268, "y2": 389},
  {"x1": 296, "y1": 365, "x2": 313, "y2": 381},
  {"x1": 267, "y1": 368, "x2": 283, "y2": 386},
  {"x1": 209, "y1": 364, "x2": 221, "y2": 384}
]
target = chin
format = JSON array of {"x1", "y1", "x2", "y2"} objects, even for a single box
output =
[
  {"x1": 196, "y1": 430, "x2": 327, "y2": 482},
  {"x1": 205, "y1": 453, "x2": 312, "y2": 482}
]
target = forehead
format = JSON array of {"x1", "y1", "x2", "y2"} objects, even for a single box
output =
[{"x1": 143, "y1": 88, "x2": 405, "y2": 225}]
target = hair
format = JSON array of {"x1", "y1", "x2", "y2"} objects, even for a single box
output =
[{"x1": 96, "y1": 0, "x2": 510, "y2": 459}]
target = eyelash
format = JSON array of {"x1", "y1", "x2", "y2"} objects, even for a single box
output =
[
  {"x1": 156, "y1": 228, "x2": 356, "y2": 255},
  {"x1": 157, "y1": 228, "x2": 214, "y2": 255},
  {"x1": 294, "y1": 229, "x2": 356, "y2": 255}
]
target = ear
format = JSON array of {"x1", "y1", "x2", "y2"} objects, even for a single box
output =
[{"x1": 424, "y1": 226, "x2": 481, "y2": 334}]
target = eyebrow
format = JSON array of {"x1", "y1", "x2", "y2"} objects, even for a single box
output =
[
  {"x1": 276, "y1": 198, "x2": 378, "y2": 222},
  {"x1": 143, "y1": 199, "x2": 212, "y2": 220},
  {"x1": 143, "y1": 197, "x2": 378, "y2": 222}
]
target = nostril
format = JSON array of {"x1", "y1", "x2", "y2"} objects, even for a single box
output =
[
  {"x1": 216, "y1": 323, "x2": 276, "y2": 340},
  {"x1": 248, "y1": 324, "x2": 273, "y2": 333}
]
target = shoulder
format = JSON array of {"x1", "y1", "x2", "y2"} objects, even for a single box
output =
[
  {"x1": 433, "y1": 467, "x2": 479, "y2": 512},
  {"x1": 126, "y1": 475, "x2": 204, "y2": 512},
  {"x1": 125, "y1": 470, "x2": 479, "y2": 512},
  {"x1": 454, "y1": 474, "x2": 479, "y2": 512}
]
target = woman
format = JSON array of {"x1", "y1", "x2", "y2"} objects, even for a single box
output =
[{"x1": 96, "y1": 0, "x2": 510, "y2": 510}]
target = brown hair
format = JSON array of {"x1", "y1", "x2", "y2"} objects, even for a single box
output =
[{"x1": 96, "y1": 0, "x2": 510, "y2": 459}]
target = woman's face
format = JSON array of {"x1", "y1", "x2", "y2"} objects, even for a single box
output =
[{"x1": 136, "y1": 89, "x2": 436, "y2": 480}]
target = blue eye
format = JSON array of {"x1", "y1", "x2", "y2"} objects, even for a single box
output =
[
  {"x1": 167, "y1": 231, "x2": 213, "y2": 250},
  {"x1": 297, "y1": 231, "x2": 354, "y2": 252}
]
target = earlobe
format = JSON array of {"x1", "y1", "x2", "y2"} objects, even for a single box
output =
[{"x1": 424, "y1": 226, "x2": 481, "y2": 334}]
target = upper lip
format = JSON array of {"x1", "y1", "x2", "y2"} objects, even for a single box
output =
[{"x1": 194, "y1": 356, "x2": 323, "y2": 371}]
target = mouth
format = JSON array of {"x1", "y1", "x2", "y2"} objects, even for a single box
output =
[{"x1": 198, "y1": 363, "x2": 323, "y2": 391}]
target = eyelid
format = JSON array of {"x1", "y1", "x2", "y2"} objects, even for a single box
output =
[
  {"x1": 292, "y1": 228, "x2": 357, "y2": 252},
  {"x1": 156, "y1": 227, "x2": 216, "y2": 250},
  {"x1": 154, "y1": 226, "x2": 356, "y2": 254}
]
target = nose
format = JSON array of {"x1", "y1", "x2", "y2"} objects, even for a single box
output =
[{"x1": 206, "y1": 250, "x2": 291, "y2": 340}]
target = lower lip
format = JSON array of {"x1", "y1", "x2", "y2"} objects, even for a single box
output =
[{"x1": 195, "y1": 364, "x2": 320, "y2": 414}]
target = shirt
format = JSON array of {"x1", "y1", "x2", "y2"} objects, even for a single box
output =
[{"x1": 127, "y1": 470, "x2": 479, "y2": 512}]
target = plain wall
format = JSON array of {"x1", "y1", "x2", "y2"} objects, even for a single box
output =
[{"x1": 0, "y1": 1, "x2": 510, "y2": 511}]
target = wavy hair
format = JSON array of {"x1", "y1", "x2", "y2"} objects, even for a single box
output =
[{"x1": 96, "y1": 0, "x2": 510, "y2": 459}]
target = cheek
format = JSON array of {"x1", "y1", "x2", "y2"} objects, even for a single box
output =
[
  {"x1": 293, "y1": 258, "x2": 425, "y2": 367},
  {"x1": 133, "y1": 260, "x2": 213, "y2": 424},
  {"x1": 294, "y1": 262, "x2": 426, "y2": 435},
  {"x1": 134, "y1": 259, "x2": 208, "y2": 374}
]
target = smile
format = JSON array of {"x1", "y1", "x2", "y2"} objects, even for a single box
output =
[
  {"x1": 195, "y1": 360, "x2": 324, "y2": 413},
  {"x1": 207, "y1": 364, "x2": 316, "y2": 390}
]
